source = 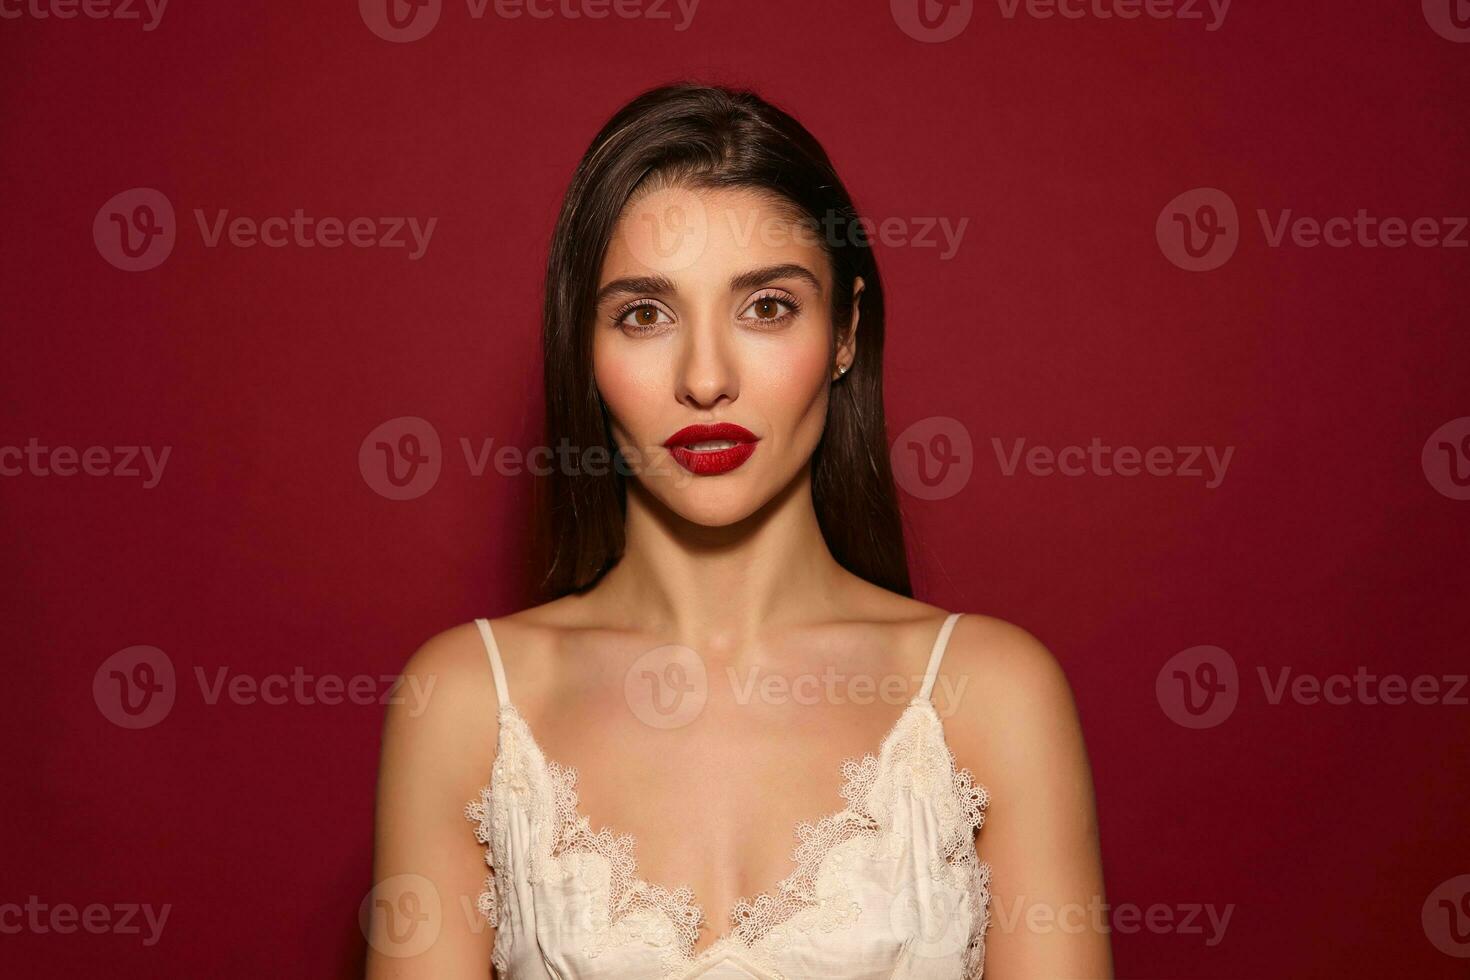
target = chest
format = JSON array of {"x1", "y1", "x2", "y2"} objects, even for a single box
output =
[{"x1": 467, "y1": 700, "x2": 993, "y2": 979}]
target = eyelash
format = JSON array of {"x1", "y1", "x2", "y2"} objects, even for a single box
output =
[
  {"x1": 742, "y1": 290, "x2": 802, "y2": 326},
  {"x1": 610, "y1": 300, "x2": 673, "y2": 336},
  {"x1": 609, "y1": 290, "x2": 803, "y2": 336}
]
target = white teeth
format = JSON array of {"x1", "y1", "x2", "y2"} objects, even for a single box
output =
[{"x1": 685, "y1": 440, "x2": 737, "y2": 451}]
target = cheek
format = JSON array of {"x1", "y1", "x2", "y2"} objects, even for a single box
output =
[
  {"x1": 593, "y1": 341, "x2": 661, "y2": 442},
  {"x1": 745, "y1": 332, "x2": 831, "y2": 428}
]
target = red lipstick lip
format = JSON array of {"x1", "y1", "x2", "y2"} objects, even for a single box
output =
[
  {"x1": 662, "y1": 422, "x2": 759, "y2": 476},
  {"x1": 663, "y1": 422, "x2": 758, "y2": 448}
]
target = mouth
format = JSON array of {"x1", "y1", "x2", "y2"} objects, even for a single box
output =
[{"x1": 662, "y1": 422, "x2": 760, "y2": 476}]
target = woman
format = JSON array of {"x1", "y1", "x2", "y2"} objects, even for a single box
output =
[{"x1": 368, "y1": 82, "x2": 1111, "y2": 979}]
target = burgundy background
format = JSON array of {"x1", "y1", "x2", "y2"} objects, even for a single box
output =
[{"x1": 2, "y1": 1, "x2": 1467, "y2": 976}]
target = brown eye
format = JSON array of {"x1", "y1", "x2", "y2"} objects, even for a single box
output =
[
  {"x1": 739, "y1": 294, "x2": 799, "y2": 325},
  {"x1": 615, "y1": 302, "x2": 673, "y2": 333}
]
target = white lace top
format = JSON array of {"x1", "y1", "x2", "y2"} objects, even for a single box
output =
[{"x1": 464, "y1": 613, "x2": 992, "y2": 979}]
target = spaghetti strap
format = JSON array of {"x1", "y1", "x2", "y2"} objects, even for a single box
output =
[
  {"x1": 475, "y1": 618, "x2": 510, "y2": 708},
  {"x1": 918, "y1": 612, "x2": 963, "y2": 702}
]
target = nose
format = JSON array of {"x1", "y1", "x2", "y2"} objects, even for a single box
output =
[{"x1": 673, "y1": 315, "x2": 738, "y2": 410}]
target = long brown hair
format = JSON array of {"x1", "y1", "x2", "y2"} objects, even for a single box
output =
[{"x1": 535, "y1": 82, "x2": 910, "y2": 598}]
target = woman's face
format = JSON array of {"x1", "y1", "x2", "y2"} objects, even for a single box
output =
[{"x1": 592, "y1": 184, "x2": 860, "y2": 527}]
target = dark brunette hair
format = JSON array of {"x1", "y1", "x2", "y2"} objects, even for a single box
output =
[{"x1": 535, "y1": 82, "x2": 910, "y2": 598}]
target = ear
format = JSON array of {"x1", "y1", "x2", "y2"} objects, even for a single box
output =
[{"x1": 834, "y1": 276, "x2": 864, "y2": 380}]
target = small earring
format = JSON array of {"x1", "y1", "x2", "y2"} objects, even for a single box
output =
[{"x1": 837, "y1": 364, "x2": 849, "y2": 377}]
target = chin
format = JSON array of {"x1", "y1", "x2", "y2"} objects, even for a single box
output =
[{"x1": 653, "y1": 479, "x2": 771, "y2": 529}]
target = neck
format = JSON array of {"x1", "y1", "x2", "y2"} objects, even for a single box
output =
[{"x1": 593, "y1": 466, "x2": 848, "y2": 645}]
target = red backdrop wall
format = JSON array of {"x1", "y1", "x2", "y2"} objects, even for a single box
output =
[{"x1": 3, "y1": 1, "x2": 1467, "y2": 976}]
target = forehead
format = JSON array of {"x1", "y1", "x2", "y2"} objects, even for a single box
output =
[{"x1": 599, "y1": 183, "x2": 832, "y2": 289}]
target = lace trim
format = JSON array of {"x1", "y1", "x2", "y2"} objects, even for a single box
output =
[
  {"x1": 462, "y1": 803, "x2": 500, "y2": 923},
  {"x1": 727, "y1": 753, "x2": 881, "y2": 945},
  {"x1": 465, "y1": 705, "x2": 538, "y2": 974},
  {"x1": 940, "y1": 741, "x2": 992, "y2": 979},
  {"x1": 545, "y1": 759, "x2": 705, "y2": 958},
  {"x1": 463, "y1": 796, "x2": 507, "y2": 973},
  {"x1": 464, "y1": 699, "x2": 991, "y2": 973}
]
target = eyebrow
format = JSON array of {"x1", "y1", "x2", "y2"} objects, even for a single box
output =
[
  {"x1": 594, "y1": 263, "x2": 824, "y2": 306},
  {"x1": 729, "y1": 263, "x2": 824, "y2": 295}
]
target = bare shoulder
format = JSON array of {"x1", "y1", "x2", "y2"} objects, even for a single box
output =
[
  {"x1": 944, "y1": 613, "x2": 1074, "y2": 699},
  {"x1": 400, "y1": 619, "x2": 493, "y2": 683},
  {"x1": 394, "y1": 595, "x2": 589, "y2": 727},
  {"x1": 384, "y1": 620, "x2": 501, "y2": 753},
  {"x1": 935, "y1": 613, "x2": 1090, "y2": 780}
]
